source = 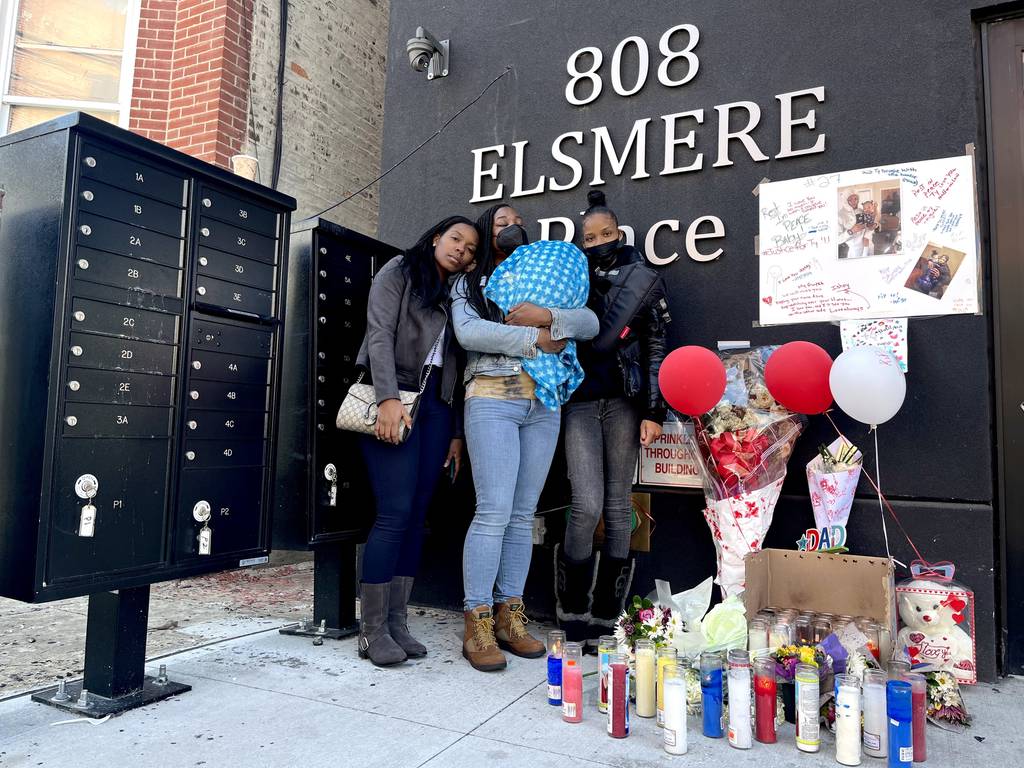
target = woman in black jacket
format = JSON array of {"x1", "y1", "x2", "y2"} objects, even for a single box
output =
[
  {"x1": 555, "y1": 191, "x2": 671, "y2": 643},
  {"x1": 354, "y1": 216, "x2": 478, "y2": 666}
]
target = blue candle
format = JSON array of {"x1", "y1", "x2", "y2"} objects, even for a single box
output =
[
  {"x1": 700, "y1": 651, "x2": 725, "y2": 738},
  {"x1": 546, "y1": 630, "x2": 565, "y2": 706},
  {"x1": 887, "y1": 680, "x2": 913, "y2": 768}
]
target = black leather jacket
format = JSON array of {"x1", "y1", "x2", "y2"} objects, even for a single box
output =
[{"x1": 588, "y1": 246, "x2": 670, "y2": 422}]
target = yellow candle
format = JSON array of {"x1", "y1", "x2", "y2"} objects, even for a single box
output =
[
  {"x1": 656, "y1": 647, "x2": 678, "y2": 727},
  {"x1": 635, "y1": 640, "x2": 656, "y2": 718}
]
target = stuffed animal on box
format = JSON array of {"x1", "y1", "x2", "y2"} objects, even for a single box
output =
[{"x1": 897, "y1": 580, "x2": 975, "y2": 683}]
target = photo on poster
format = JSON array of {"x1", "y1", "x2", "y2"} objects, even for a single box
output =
[
  {"x1": 904, "y1": 242, "x2": 966, "y2": 299},
  {"x1": 837, "y1": 181, "x2": 902, "y2": 259}
]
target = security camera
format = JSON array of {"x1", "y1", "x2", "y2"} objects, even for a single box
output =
[{"x1": 406, "y1": 26, "x2": 450, "y2": 80}]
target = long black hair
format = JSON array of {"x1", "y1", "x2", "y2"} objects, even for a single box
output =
[
  {"x1": 401, "y1": 215, "x2": 477, "y2": 308},
  {"x1": 582, "y1": 189, "x2": 618, "y2": 228},
  {"x1": 464, "y1": 202, "x2": 512, "y2": 321}
]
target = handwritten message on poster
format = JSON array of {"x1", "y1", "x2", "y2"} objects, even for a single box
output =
[
  {"x1": 840, "y1": 318, "x2": 909, "y2": 372},
  {"x1": 636, "y1": 420, "x2": 702, "y2": 489},
  {"x1": 758, "y1": 156, "x2": 980, "y2": 325}
]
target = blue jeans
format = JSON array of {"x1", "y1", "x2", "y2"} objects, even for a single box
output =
[
  {"x1": 359, "y1": 375, "x2": 453, "y2": 584},
  {"x1": 462, "y1": 396, "x2": 561, "y2": 610}
]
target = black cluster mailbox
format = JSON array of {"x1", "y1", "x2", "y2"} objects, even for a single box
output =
[
  {"x1": 274, "y1": 219, "x2": 399, "y2": 639},
  {"x1": 0, "y1": 113, "x2": 295, "y2": 714}
]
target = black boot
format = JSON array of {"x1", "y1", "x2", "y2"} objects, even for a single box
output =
[
  {"x1": 589, "y1": 552, "x2": 635, "y2": 637},
  {"x1": 554, "y1": 544, "x2": 596, "y2": 642}
]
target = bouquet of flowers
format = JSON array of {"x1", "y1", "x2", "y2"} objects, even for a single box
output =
[
  {"x1": 613, "y1": 595, "x2": 677, "y2": 651},
  {"x1": 773, "y1": 644, "x2": 832, "y2": 682},
  {"x1": 686, "y1": 347, "x2": 806, "y2": 596},
  {"x1": 926, "y1": 670, "x2": 971, "y2": 730},
  {"x1": 806, "y1": 436, "x2": 863, "y2": 530}
]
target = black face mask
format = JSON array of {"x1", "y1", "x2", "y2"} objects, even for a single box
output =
[
  {"x1": 584, "y1": 239, "x2": 621, "y2": 268},
  {"x1": 495, "y1": 224, "x2": 529, "y2": 255}
]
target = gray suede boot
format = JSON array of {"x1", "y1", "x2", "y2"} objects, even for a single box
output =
[
  {"x1": 358, "y1": 582, "x2": 407, "y2": 667},
  {"x1": 388, "y1": 576, "x2": 427, "y2": 658}
]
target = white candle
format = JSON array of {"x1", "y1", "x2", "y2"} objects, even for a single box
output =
[
  {"x1": 727, "y1": 650, "x2": 752, "y2": 750},
  {"x1": 862, "y1": 670, "x2": 888, "y2": 758},
  {"x1": 835, "y1": 674, "x2": 862, "y2": 765},
  {"x1": 635, "y1": 641, "x2": 656, "y2": 718},
  {"x1": 663, "y1": 673, "x2": 688, "y2": 754}
]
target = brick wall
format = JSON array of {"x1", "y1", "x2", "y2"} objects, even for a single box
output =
[
  {"x1": 247, "y1": 0, "x2": 389, "y2": 230},
  {"x1": 128, "y1": 0, "x2": 388, "y2": 234}
]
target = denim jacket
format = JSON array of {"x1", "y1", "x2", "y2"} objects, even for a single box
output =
[{"x1": 450, "y1": 273, "x2": 599, "y2": 383}]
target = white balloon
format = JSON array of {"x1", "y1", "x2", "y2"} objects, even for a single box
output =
[{"x1": 829, "y1": 347, "x2": 907, "y2": 426}]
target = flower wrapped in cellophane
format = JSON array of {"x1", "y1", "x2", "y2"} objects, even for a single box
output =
[{"x1": 686, "y1": 347, "x2": 806, "y2": 597}]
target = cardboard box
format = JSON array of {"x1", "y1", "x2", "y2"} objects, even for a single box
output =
[
  {"x1": 743, "y1": 549, "x2": 896, "y2": 653},
  {"x1": 593, "y1": 493, "x2": 652, "y2": 553}
]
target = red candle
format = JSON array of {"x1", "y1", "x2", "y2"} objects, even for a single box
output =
[
  {"x1": 608, "y1": 654, "x2": 630, "y2": 738},
  {"x1": 754, "y1": 657, "x2": 777, "y2": 744},
  {"x1": 904, "y1": 673, "x2": 927, "y2": 762}
]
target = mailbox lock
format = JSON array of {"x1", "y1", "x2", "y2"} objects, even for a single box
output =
[
  {"x1": 319, "y1": 247, "x2": 327, "y2": 255},
  {"x1": 317, "y1": 399, "x2": 325, "y2": 407},
  {"x1": 201, "y1": 227, "x2": 210, "y2": 237},
  {"x1": 70, "y1": 345, "x2": 83, "y2": 357},
  {"x1": 77, "y1": 259, "x2": 89, "y2": 270},
  {"x1": 317, "y1": 375, "x2": 325, "y2": 383},
  {"x1": 318, "y1": 352, "x2": 326, "y2": 360},
  {"x1": 192, "y1": 360, "x2": 202, "y2": 370},
  {"x1": 74, "y1": 474, "x2": 99, "y2": 500},
  {"x1": 187, "y1": 420, "x2": 198, "y2": 430},
  {"x1": 202, "y1": 198, "x2": 212, "y2": 208},
  {"x1": 319, "y1": 293, "x2": 326, "y2": 301},
  {"x1": 186, "y1": 451, "x2": 196, "y2": 461},
  {"x1": 199, "y1": 256, "x2": 208, "y2": 266},
  {"x1": 319, "y1": 316, "x2": 327, "y2": 325},
  {"x1": 65, "y1": 415, "x2": 78, "y2": 427},
  {"x1": 192, "y1": 500, "x2": 212, "y2": 523},
  {"x1": 317, "y1": 423, "x2": 325, "y2": 431},
  {"x1": 319, "y1": 270, "x2": 327, "y2": 278},
  {"x1": 73, "y1": 310, "x2": 86, "y2": 322},
  {"x1": 190, "y1": 391, "x2": 199, "y2": 400},
  {"x1": 79, "y1": 225, "x2": 92, "y2": 236},
  {"x1": 324, "y1": 464, "x2": 338, "y2": 482},
  {"x1": 197, "y1": 286, "x2": 207, "y2": 296},
  {"x1": 68, "y1": 380, "x2": 80, "y2": 392},
  {"x1": 81, "y1": 190, "x2": 94, "y2": 202},
  {"x1": 84, "y1": 156, "x2": 97, "y2": 168}
]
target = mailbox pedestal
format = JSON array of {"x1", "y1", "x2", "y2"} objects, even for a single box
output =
[{"x1": 274, "y1": 220, "x2": 399, "y2": 640}]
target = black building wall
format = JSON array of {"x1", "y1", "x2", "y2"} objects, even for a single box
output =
[{"x1": 377, "y1": 1, "x2": 998, "y2": 679}]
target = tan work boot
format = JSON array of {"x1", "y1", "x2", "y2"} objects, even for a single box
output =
[
  {"x1": 493, "y1": 598, "x2": 546, "y2": 658},
  {"x1": 463, "y1": 606, "x2": 507, "y2": 672}
]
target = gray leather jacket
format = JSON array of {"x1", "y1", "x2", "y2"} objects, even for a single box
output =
[
  {"x1": 355, "y1": 257, "x2": 460, "y2": 407},
  {"x1": 450, "y1": 273, "x2": 599, "y2": 382}
]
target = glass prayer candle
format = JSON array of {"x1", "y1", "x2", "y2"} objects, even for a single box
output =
[
  {"x1": 753, "y1": 656, "x2": 777, "y2": 744},
  {"x1": 887, "y1": 660, "x2": 911, "y2": 680},
  {"x1": 795, "y1": 616, "x2": 814, "y2": 645},
  {"x1": 656, "y1": 646, "x2": 677, "y2": 727},
  {"x1": 727, "y1": 649, "x2": 752, "y2": 749},
  {"x1": 812, "y1": 617, "x2": 833, "y2": 645},
  {"x1": 836, "y1": 614, "x2": 855, "y2": 630},
  {"x1": 887, "y1": 680, "x2": 913, "y2": 768},
  {"x1": 835, "y1": 673, "x2": 862, "y2": 766},
  {"x1": 635, "y1": 639, "x2": 656, "y2": 718},
  {"x1": 597, "y1": 635, "x2": 616, "y2": 714},
  {"x1": 546, "y1": 630, "x2": 565, "y2": 706},
  {"x1": 879, "y1": 624, "x2": 894, "y2": 663},
  {"x1": 607, "y1": 652, "x2": 630, "y2": 738},
  {"x1": 757, "y1": 607, "x2": 776, "y2": 621},
  {"x1": 861, "y1": 621, "x2": 881, "y2": 661},
  {"x1": 748, "y1": 617, "x2": 769, "y2": 653},
  {"x1": 770, "y1": 618, "x2": 794, "y2": 649},
  {"x1": 700, "y1": 651, "x2": 724, "y2": 738},
  {"x1": 662, "y1": 664, "x2": 688, "y2": 755},
  {"x1": 902, "y1": 673, "x2": 927, "y2": 762},
  {"x1": 561, "y1": 642, "x2": 583, "y2": 723},
  {"x1": 795, "y1": 662, "x2": 820, "y2": 753},
  {"x1": 862, "y1": 669, "x2": 889, "y2": 759}
]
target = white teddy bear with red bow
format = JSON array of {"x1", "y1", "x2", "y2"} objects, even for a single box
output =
[{"x1": 897, "y1": 580, "x2": 975, "y2": 684}]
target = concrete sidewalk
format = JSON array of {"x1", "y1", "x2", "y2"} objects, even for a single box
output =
[{"x1": 0, "y1": 606, "x2": 1017, "y2": 768}]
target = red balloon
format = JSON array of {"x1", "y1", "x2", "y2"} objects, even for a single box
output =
[
  {"x1": 658, "y1": 346, "x2": 727, "y2": 416},
  {"x1": 764, "y1": 341, "x2": 834, "y2": 414}
]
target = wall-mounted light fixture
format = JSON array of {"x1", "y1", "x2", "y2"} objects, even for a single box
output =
[{"x1": 406, "y1": 27, "x2": 449, "y2": 80}]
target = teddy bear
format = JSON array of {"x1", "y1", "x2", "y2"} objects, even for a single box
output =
[{"x1": 896, "y1": 580, "x2": 976, "y2": 684}]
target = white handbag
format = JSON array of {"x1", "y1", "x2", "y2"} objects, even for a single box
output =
[{"x1": 336, "y1": 328, "x2": 443, "y2": 443}]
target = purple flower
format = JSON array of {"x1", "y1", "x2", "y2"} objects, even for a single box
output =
[{"x1": 623, "y1": 621, "x2": 635, "y2": 636}]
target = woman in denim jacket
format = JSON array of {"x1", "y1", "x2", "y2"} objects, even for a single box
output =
[{"x1": 452, "y1": 203, "x2": 598, "y2": 672}]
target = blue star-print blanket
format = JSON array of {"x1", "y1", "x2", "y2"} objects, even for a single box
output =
[{"x1": 484, "y1": 240, "x2": 590, "y2": 409}]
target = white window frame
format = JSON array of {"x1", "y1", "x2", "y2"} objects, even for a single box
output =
[{"x1": 0, "y1": 0, "x2": 142, "y2": 136}]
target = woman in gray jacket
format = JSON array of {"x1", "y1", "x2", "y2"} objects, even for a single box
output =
[
  {"x1": 355, "y1": 216, "x2": 478, "y2": 666},
  {"x1": 452, "y1": 203, "x2": 598, "y2": 672}
]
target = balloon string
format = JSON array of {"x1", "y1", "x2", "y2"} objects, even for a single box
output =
[
  {"x1": 824, "y1": 411, "x2": 924, "y2": 568},
  {"x1": 871, "y1": 426, "x2": 895, "y2": 565}
]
